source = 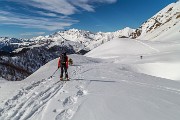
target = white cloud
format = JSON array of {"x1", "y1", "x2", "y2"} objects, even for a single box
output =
[
  {"x1": 8, "y1": 0, "x2": 117, "y2": 15},
  {"x1": 69, "y1": 0, "x2": 117, "y2": 12},
  {"x1": 36, "y1": 11, "x2": 58, "y2": 17},
  {"x1": 20, "y1": 32, "x2": 45, "y2": 36},
  {"x1": 92, "y1": 0, "x2": 117, "y2": 3},
  {"x1": 7, "y1": 0, "x2": 77, "y2": 15},
  {"x1": 1, "y1": 0, "x2": 117, "y2": 31},
  {"x1": 0, "y1": 11, "x2": 78, "y2": 30}
]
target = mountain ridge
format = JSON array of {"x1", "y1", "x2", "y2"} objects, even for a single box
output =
[{"x1": 0, "y1": 1, "x2": 179, "y2": 81}]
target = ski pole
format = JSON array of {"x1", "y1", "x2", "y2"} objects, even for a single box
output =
[{"x1": 50, "y1": 68, "x2": 59, "y2": 78}]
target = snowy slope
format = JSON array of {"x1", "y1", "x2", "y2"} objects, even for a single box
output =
[
  {"x1": 1, "y1": 1, "x2": 180, "y2": 118},
  {"x1": 86, "y1": 38, "x2": 180, "y2": 81},
  {"x1": 0, "y1": 54, "x2": 180, "y2": 120},
  {"x1": 86, "y1": 38, "x2": 159, "y2": 59},
  {"x1": 134, "y1": 1, "x2": 180, "y2": 41}
]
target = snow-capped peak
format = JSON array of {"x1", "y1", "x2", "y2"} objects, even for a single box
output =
[
  {"x1": 114, "y1": 27, "x2": 135, "y2": 38},
  {"x1": 132, "y1": 1, "x2": 180, "y2": 40},
  {"x1": 30, "y1": 27, "x2": 135, "y2": 51}
]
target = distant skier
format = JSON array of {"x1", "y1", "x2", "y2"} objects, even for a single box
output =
[
  {"x1": 140, "y1": 55, "x2": 143, "y2": 59},
  {"x1": 58, "y1": 52, "x2": 69, "y2": 80}
]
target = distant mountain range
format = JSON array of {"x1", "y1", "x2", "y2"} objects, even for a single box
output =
[
  {"x1": 0, "y1": 1, "x2": 179, "y2": 81},
  {"x1": 0, "y1": 27, "x2": 136, "y2": 53}
]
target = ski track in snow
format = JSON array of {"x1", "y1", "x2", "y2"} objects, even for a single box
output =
[
  {"x1": 0, "y1": 64, "x2": 89, "y2": 120},
  {"x1": 1, "y1": 56, "x2": 180, "y2": 120},
  {"x1": 0, "y1": 77, "x2": 64, "y2": 120},
  {"x1": 119, "y1": 79, "x2": 180, "y2": 95},
  {"x1": 133, "y1": 39, "x2": 160, "y2": 53},
  {"x1": 54, "y1": 65, "x2": 89, "y2": 120}
]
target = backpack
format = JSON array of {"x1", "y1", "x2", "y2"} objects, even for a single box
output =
[{"x1": 60, "y1": 53, "x2": 67, "y2": 64}]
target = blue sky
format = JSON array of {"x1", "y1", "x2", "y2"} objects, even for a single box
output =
[{"x1": 0, "y1": 0, "x2": 176, "y2": 38}]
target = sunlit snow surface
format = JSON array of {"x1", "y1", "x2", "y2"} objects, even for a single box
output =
[
  {"x1": 86, "y1": 38, "x2": 180, "y2": 81},
  {"x1": 0, "y1": 1, "x2": 180, "y2": 119},
  {"x1": 0, "y1": 52, "x2": 180, "y2": 120}
]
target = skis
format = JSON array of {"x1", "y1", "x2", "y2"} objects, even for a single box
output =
[{"x1": 60, "y1": 78, "x2": 70, "y2": 81}]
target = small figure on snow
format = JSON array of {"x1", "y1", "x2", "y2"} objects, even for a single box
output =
[
  {"x1": 58, "y1": 52, "x2": 69, "y2": 80},
  {"x1": 140, "y1": 55, "x2": 143, "y2": 59}
]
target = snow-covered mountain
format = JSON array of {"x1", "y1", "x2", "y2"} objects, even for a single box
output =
[
  {"x1": 0, "y1": 27, "x2": 135, "y2": 54},
  {"x1": 0, "y1": 1, "x2": 179, "y2": 53},
  {"x1": 113, "y1": 27, "x2": 135, "y2": 38},
  {"x1": 0, "y1": 37, "x2": 24, "y2": 53},
  {"x1": 0, "y1": 27, "x2": 135, "y2": 81},
  {"x1": 132, "y1": 1, "x2": 180, "y2": 41},
  {"x1": 0, "y1": 36, "x2": 77, "y2": 81},
  {"x1": 0, "y1": 1, "x2": 179, "y2": 81},
  {"x1": 0, "y1": 1, "x2": 180, "y2": 119},
  {"x1": 31, "y1": 27, "x2": 135, "y2": 51},
  {"x1": 0, "y1": 44, "x2": 75, "y2": 81}
]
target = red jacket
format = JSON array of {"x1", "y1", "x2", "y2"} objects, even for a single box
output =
[{"x1": 58, "y1": 56, "x2": 68, "y2": 68}]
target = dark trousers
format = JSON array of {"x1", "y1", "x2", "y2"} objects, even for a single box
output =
[{"x1": 60, "y1": 64, "x2": 68, "y2": 78}]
